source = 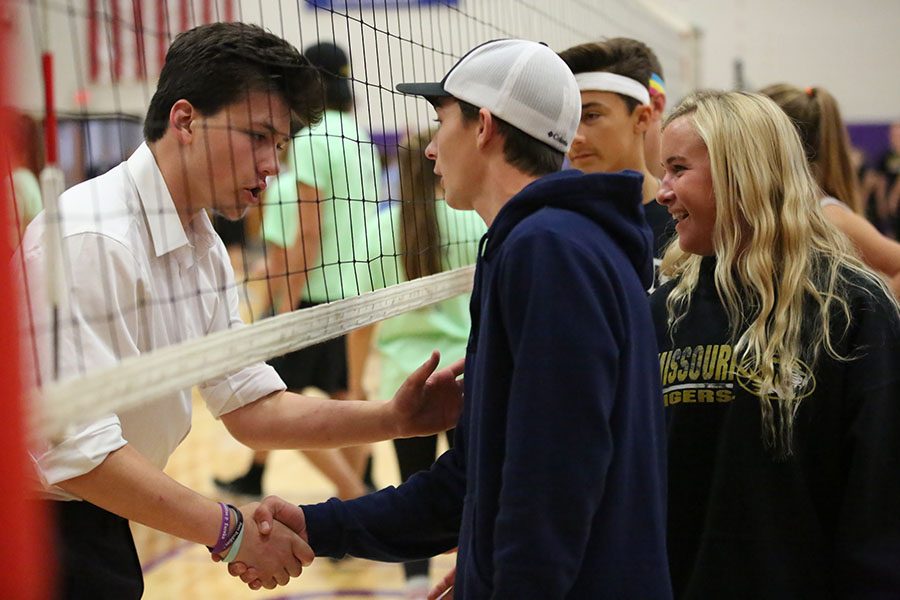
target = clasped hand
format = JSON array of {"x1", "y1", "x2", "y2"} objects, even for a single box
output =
[
  {"x1": 210, "y1": 499, "x2": 313, "y2": 590},
  {"x1": 215, "y1": 353, "x2": 464, "y2": 590}
]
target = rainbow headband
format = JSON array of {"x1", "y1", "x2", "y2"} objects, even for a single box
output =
[
  {"x1": 649, "y1": 73, "x2": 666, "y2": 98},
  {"x1": 574, "y1": 72, "x2": 650, "y2": 105}
]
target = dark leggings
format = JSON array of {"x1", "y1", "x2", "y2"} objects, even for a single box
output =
[
  {"x1": 52, "y1": 500, "x2": 144, "y2": 599},
  {"x1": 392, "y1": 429, "x2": 454, "y2": 580}
]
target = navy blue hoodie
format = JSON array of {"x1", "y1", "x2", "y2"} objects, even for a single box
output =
[{"x1": 302, "y1": 170, "x2": 671, "y2": 599}]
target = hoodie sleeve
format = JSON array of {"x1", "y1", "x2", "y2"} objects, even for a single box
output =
[
  {"x1": 302, "y1": 444, "x2": 465, "y2": 561},
  {"x1": 834, "y1": 289, "x2": 900, "y2": 597},
  {"x1": 491, "y1": 226, "x2": 621, "y2": 596}
]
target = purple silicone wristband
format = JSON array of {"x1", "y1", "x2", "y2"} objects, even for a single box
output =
[
  {"x1": 219, "y1": 505, "x2": 244, "y2": 553},
  {"x1": 209, "y1": 502, "x2": 231, "y2": 554}
]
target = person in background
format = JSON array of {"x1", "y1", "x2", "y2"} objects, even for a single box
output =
[
  {"x1": 629, "y1": 38, "x2": 669, "y2": 182},
  {"x1": 3, "y1": 109, "x2": 42, "y2": 246},
  {"x1": 761, "y1": 84, "x2": 900, "y2": 298},
  {"x1": 215, "y1": 41, "x2": 382, "y2": 501},
  {"x1": 848, "y1": 145, "x2": 890, "y2": 236},
  {"x1": 878, "y1": 120, "x2": 900, "y2": 237},
  {"x1": 654, "y1": 90, "x2": 900, "y2": 598},
  {"x1": 559, "y1": 38, "x2": 674, "y2": 286}
]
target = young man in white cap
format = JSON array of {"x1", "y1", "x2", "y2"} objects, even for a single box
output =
[{"x1": 233, "y1": 38, "x2": 671, "y2": 598}]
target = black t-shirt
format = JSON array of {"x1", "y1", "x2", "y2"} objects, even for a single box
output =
[
  {"x1": 643, "y1": 200, "x2": 675, "y2": 290},
  {"x1": 643, "y1": 199, "x2": 676, "y2": 259},
  {"x1": 651, "y1": 259, "x2": 900, "y2": 599}
]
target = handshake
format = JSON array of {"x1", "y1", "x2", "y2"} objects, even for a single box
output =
[
  {"x1": 212, "y1": 497, "x2": 456, "y2": 598},
  {"x1": 206, "y1": 353, "x2": 467, "y2": 595},
  {"x1": 211, "y1": 496, "x2": 312, "y2": 590}
]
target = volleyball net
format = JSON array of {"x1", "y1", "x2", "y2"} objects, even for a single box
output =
[{"x1": 6, "y1": 0, "x2": 699, "y2": 439}]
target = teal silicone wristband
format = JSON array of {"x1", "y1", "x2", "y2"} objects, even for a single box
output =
[{"x1": 223, "y1": 523, "x2": 245, "y2": 563}]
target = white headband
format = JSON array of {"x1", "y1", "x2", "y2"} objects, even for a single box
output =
[{"x1": 574, "y1": 72, "x2": 650, "y2": 106}]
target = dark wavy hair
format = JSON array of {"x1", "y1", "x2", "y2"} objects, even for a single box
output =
[{"x1": 144, "y1": 22, "x2": 323, "y2": 141}]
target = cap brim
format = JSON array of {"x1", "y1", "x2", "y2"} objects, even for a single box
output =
[{"x1": 395, "y1": 81, "x2": 449, "y2": 99}]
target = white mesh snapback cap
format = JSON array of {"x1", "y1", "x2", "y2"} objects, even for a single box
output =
[{"x1": 396, "y1": 39, "x2": 580, "y2": 153}]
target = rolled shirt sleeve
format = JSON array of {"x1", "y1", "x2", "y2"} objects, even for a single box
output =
[
  {"x1": 23, "y1": 229, "x2": 142, "y2": 498},
  {"x1": 34, "y1": 415, "x2": 127, "y2": 489},
  {"x1": 200, "y1": 242, "x2": 287, "y2": 417},
  {"x1": 199, "y1": 362, "x2": 286, "y2": 418}
]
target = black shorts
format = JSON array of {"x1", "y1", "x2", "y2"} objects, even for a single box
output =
[
  {"x1": 51, "y1": 500, "x2": 143, "y2": 599},
  {"x1": 269, "y1": 301, "x2": 348, "y2": 394}
]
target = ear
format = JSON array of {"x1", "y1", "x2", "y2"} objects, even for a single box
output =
[
  {"x1": 633, "y1": 104, "x2": 653, "y2": 134},
  {"x1": 475, "y1": 107, "x2": 497, "y2": 150},
  {"x1": 169, "y1": 99, "x2": 196, "y2": 145}
]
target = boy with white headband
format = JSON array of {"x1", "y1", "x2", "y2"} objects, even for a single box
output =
[{"x1": 560, "y1": 39, "x2": 674, "y2": 280}]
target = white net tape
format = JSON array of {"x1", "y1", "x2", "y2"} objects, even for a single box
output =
[{"x1": 35, "y1": 266, "x2": 474, "y2": 439}]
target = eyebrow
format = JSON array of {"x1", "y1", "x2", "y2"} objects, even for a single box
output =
[
  {"x1": 664, "y1": 155, "x2": 688, "y2": 165},
  {"x1": 255, "y1": 122, "x2": 291, "y2": 141},
  {"x1": 581, "y1": 102, "x2": 608, "y2": 110}
]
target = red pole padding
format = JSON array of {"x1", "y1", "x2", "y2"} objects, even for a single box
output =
[
  {"x1": 41, "y1": 53, "x2": 57, "y2": 165},
  {"x1": 157, "y1": 0, "x2": 167, "y2": 74},
  {"x1": 180, "y1": 0, "x2": 189, "y2": 33},
  {"x1": 110, "y1": 0, "x2": 122, "y2": 81},
  {"x1": 133, "y1": 0, "x2": 147, "y2": 79},
  {"x1": 88, "y1": 0, "x2": 98, "y2": 81},
  {"x1": 0, "y1": 2, "x2": 53, "y2": 595}
]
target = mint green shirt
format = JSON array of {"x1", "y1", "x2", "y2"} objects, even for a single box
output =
[
  {"x1": 365, "y1": 201, "x2": 485, "y2": 399},
  {"x1": 260, "y1": 167, "x2": 300, "y2": 251},
  {"x1": 10, "y1": 167, "x2": 42, "y2": 229},
  {"x1": 261, "y1": 110, "x2": 382, "y2": 303}
]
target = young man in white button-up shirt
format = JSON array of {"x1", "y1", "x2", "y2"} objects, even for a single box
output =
[{"x1": 18, "y1": 23, "x2": 462, "y2": 598}]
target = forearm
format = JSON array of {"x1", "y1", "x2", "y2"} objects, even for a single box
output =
[
  {"x1": 57, "y1": 444, "x2": 221, "y2": 546},
  {"x1": 825, "y1": 207, "x2": 900, "y2": 277},
  {"x1": 223, "y1": 351, "x2": 463, "y2": 449},
  {"x1": 303, "y1": 449, "x2": 464, "y2": 560},
  {"x1": 222, "y1": 390, "x2": 397, "y2": 449}
]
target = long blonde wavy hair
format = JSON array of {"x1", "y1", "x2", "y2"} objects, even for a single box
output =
[{"x1": 659, "y1": 90, "x2": 897, "y2": 455}]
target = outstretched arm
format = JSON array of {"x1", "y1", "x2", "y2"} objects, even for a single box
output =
[
  {"x1": 230, "y1": 449, "x2": 466, "y2": 590},
  {"x1": 58, "y1": 444, "x2": 313, "y2": 588},
  {"x1": 221, "y1": 351, "x2": 463, "y2": 449},
  {"x1": 223, "y1": 356, "x2": 467, "y2": 589}
]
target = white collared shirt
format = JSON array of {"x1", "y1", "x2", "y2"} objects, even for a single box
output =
[{"x1": 18, "y1": 143, "x2": 285, "y2": 500}]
